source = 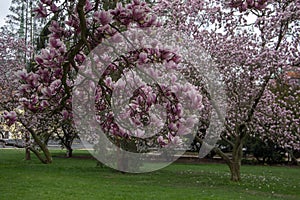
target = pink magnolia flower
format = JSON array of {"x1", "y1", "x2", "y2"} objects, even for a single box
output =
[
  {"x1": 157, "y1": 135, "x2": 167, "y2": 146},
  {"x1": 40, "y1": 100, "x2": 50, "y2": 109},
  {"x1": 49, "y1": 38, "x2": 63, "y2": 49},
  {"x1": 50, "y1": 79, "x2": 62, "y2": 91},
  {"x1": 41, "y1": 87, "x2": 55, "y2": 97},
  {"x1": 34, "y1": 3, "x2": 47, "y2": 18},
  {"x1": 3, "y1": 111, "x2": 17, "y2": 126},
  {"x1": 62, "y1": 110, "x2": 69, "y2": 120},
  {"x1": 94, "y1": 11, "x2": 112, "y2": 25},
  {"x1": 50, "y1": 3, "x2": 59, "y2": 12},
  {"x1": 138, "y1": 52, "x2": 148, "y2": 64},
  {"x1": 41, "y1": 0, "x2": 52, "y2": 6},
  {"x1": 168, "y1": 122, "x2": 178, "y2": 131},
  {"x1": 75, "y1": 54, "x2": 86, "y2": 64},
  {"x1": 85, "y1": 0, "x2": 93, "y2": 12},
  {"x1": 15, "y1": 69, "x2": 28, "y2": 80},
  {"x1": 170, "y1": 135, "x2": 182, "y2": 146}
]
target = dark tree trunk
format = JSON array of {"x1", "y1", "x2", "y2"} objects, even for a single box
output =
[
  {"x1": 212, "y1": 133, "x2": 244, "y2": 182},
  {"x1": 26, "y1": 127, "x2": 52, "y2": 164},
  {"x1": 25, "y1": 147, "x2": 31, "y2": 160},
  {"x1": 25, "y1": 132, "x2": 31, "y2": 160},
  {"x1": 40, "y1": 141, "x2": 52, "y2": 164},
  {"x1": 230, "y1": 130, "x2": 244, "y2": 181},
  {"x1": 290, "y1": 151, "x2": 299, "y2": 166},
  {"x1": 229, "y1": 161, "x2": 241, "y2": 182},
  {"x1": 29, "y1": 146, "x2": 52, "y2": 164},
  {"x1": 66, "y1": 147, "x2": 73, "y2": 158}
]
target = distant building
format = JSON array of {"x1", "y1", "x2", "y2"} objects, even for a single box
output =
[
  {"x1": 285, "y1": 71, "x2": 300, "y2": 85},
  {"x1": 0, "y1": 130, "x2": 10, "y2": 139}
]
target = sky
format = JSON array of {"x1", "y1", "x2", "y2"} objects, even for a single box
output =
[{"x1": 0, "y1": 0, "x2": 12, "y2": 27}]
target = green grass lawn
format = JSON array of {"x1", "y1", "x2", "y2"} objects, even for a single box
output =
[{"x1": 0, "y1": 149, "x2": 299, "y2": 200}]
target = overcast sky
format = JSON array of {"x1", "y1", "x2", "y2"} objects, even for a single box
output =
[{"x1": 0, "y1": 0, "x2": 12, "y2": 27}]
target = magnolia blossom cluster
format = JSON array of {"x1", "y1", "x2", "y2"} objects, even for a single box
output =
[
  {"x1": 34, "y1": 0, "x2": 59, "y2": 18},
  {"x1": 0, "y1": 32, "x2": 29, "y2": 127},
  {"x1": 17, "y1": 37, "x2": 68, "y2": 113},
  {"x1": 17, "y1": 0, "x2": 160, "y2": 120},
  {"x1": 0, "y1": 33, "x2": 27, "y2": 99},
  {"x1": 91, "y1": 46, "x2": 203, "y2": 147},
  {"x1": 254, "y1": 87, "x2": 300, "y2": 151},
  {"x1": 3, "y1": 111, "x2": 17, "y2": 126},
  {"x1": 228, "y1": 0, "x2": 268, "y2": 11}
]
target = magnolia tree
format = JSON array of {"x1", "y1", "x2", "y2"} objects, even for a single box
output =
[
  {"x1": 254, "y1": 77, "x2": 300, "y2": 164},
  {"x1": 0, "y1": 31, "x2": 54, "y2": 163},
  {"x1": 0, "y1": 33, "x2": 26, "y2": 110},
  {"x1": 0, "y1": 32, "x2": 31, "y2": 155},
  {"x1": 155, "y1": 0, "x2": 300, "y2": 180},
  {"x1": 0, "y1": 32, "x2": 75, "y2": 163},
  {"x1": 17, "y1": 0, "x2": 204, "y2": 171}
]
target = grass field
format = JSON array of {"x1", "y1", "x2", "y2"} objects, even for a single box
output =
[{"x1": 0, "y1": 149, "x2": 299, "y2": 200}]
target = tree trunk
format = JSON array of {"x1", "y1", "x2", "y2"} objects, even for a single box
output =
[
  {"x1": 231, "y1": 135, "x2": 243, "y2": 181},
  {"x1": 229, "y1": 161, "x2": 241, "y2": 181},
  {"x1": 213, "y1": 146, "x2": 242, "y2": 182},
  {"x1": 25, "y1": 132, "x2": 31, "y2": 160},
  {"x1": 43, "y1": 146, "x2": 52, "y2": 163},
  {"x1": 198, "y1": 133, "x2": 244, "y2": 182},
  {"x1": 29, "y1": 132, "x2": 52, "y2": 164},
  {"x1": 290, "y1": 151, "x2": 299, "y2": 166},
  {"x1": 25, "y1": 147, "x2": 31, "y2": 160},
  {"x1": 20, "y1": 120, "x2": 53, "y2": 164},
  {"x1": 32, "y1": 137, "x2": 52, "y2": 164},
  {"x1": 227, "y1": 132, "x2": 244, "y2": 181},
  {"x1": 66, "y1": 147, "x2": 73, "y2": 158},
  {"x1": 29, "y1": 145, "x2": 52, "y2": 164}
]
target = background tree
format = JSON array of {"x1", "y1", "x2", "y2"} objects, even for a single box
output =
[
  {"x1": 155, "y1": 0, "x2": 300, "y2": 181},
  {"x1": 0, "y1": 32, "x2": 32, "y2": 160},
  {"x1": 254, "y1": 71, "x2": 300, "y2": 165},
  {"x1": 2, "y1": 0, "x2": 47, "y2": 64}
]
